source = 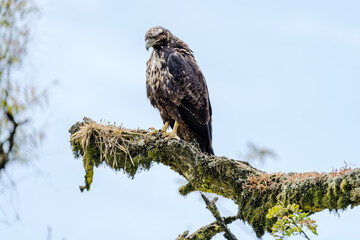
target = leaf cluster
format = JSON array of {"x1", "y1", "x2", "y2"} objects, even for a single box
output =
[{"x1": 266, "y1": 204, "x2": 318, "y2": 240}]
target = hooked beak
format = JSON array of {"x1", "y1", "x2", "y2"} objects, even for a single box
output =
[{"x1": 145, "y1": 38, "x2": 157, "y2": 51}]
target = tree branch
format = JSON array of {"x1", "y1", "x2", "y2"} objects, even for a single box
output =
[
  {"x1": 176, "y1": 215, "x2": 238, "y2": 240},
  {"x1": 69, "y1": 118, "x2": 360, "y2": 238},
  {"x1": 200, "y1": 193, "x2": 238, "y2": 240},
  {"x1": 0, "y1": 111, "x2": 22, "y2": 171}
]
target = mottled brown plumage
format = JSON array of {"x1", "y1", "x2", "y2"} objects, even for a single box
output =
[{"x1": 145, "y1": 26, "x2": 214, "y2": 155}]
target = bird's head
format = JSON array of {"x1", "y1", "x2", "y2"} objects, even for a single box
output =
[{"x1": 145, "y1": 26, "x2": 171, "y2": 51}]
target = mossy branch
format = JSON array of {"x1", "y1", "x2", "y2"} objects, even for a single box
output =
[
  {"x1": 69, "y1": 118, "x2": 360, "y2": 238},
  {"x1": 176, "y1": 215, "x2": 238, "y2": 240}
]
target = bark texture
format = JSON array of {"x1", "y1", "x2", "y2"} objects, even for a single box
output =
[{"x1": 69, "y1": 119, "x2": 360, "y2": 238}]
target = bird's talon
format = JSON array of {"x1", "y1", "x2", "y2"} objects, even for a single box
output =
[
  {"x1": 163, "y1": 132, "x2": 180, "y2": 142},
  {"x1": 147, "y1": 127, "x2": 159, "y2": 137}
]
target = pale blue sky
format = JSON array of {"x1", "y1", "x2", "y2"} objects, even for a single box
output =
[{"x1": 2, "y1": 0, "x2": 360, "y2": 239}]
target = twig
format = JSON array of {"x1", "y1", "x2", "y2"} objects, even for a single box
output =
[
  {"x1": 176, "y1": 216, "x2": 238, "y2": 240},
  {"x1": 200, "y1": 193, "x2": 238, "y2": 240},
  {"x1": 0, "y1": 111, "x2": 27, "y2": 170}
]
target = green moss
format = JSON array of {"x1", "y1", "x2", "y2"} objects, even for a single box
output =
[
  {"x1": 195, "y1": 224, "x2": 222, "y2": 240},
  {"x1": 340, "y1": 179, "x2": 349, "y2": 192},
  {"x1": 179, "y1": 183, "x2": 195, "y2": 196},
  {"x1": 337, "y1": 196, "x2": 349, "y2": 209},
  {"x1": 236, "y1": 188, "x2": 278, "y2": 238},
  {"x1": 79, "y1": 149, "x2": 95, "y2": 192},
  {"x1": 147, "y1": 148, "x2": 160, "y2": 160},
  {"x1": 313, "y1": 189, "x2": 324, "y2": 207},
  {"x1": 70, "y1": 139, "x2": 83, "y2": 158},
  {"x1": 69, "y1": 120, "x2": 360, "y2": 239},
  {"x1": 250, "y1": 207, "x2": 267, "y2": 237}
]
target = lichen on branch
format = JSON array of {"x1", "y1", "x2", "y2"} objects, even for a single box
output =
[{"x1": 69, "y1": 118, "x2": 360, "y2": 238}]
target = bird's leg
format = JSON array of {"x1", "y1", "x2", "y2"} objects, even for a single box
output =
[
  {"x1": 159, "y1": 121, "x2": 170, "y2": 134},
  {"x1": 162, "y1": 121, "x2": 180, "y2": 141},
  {"x1": 147, "y1": 121, "x2": 169, "y2": 136}
]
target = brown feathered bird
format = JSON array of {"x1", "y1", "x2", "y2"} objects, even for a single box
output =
[{"x1": 145, "y1": 26, "x2": 214, "y2": 155}]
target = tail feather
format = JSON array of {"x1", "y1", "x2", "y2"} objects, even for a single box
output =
[{"x1": 199, "y1": 139, "x2": 214, "y2": 155}]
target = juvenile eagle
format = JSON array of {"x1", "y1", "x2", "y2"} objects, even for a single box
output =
[{"x1": 145, "y1": 26, "x2": 214, "y2": 155}]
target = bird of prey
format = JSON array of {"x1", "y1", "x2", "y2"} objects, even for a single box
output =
[{"x1": 145, "y1": 26, "x2": 214, "y2": 155}]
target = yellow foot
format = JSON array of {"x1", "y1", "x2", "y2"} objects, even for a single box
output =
[
  {"x1": 162, "y1": 121, "x2": 180, "y2": 142},
  {"x1": 162, "y1": 131, "x2": 180, "y2": 141},
  {"x1": 147, "y1": 122, "x2": 169, "y2": 137},
  {"x1": 147, "y1": 127, "x2": 158, "y2": 136}
]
